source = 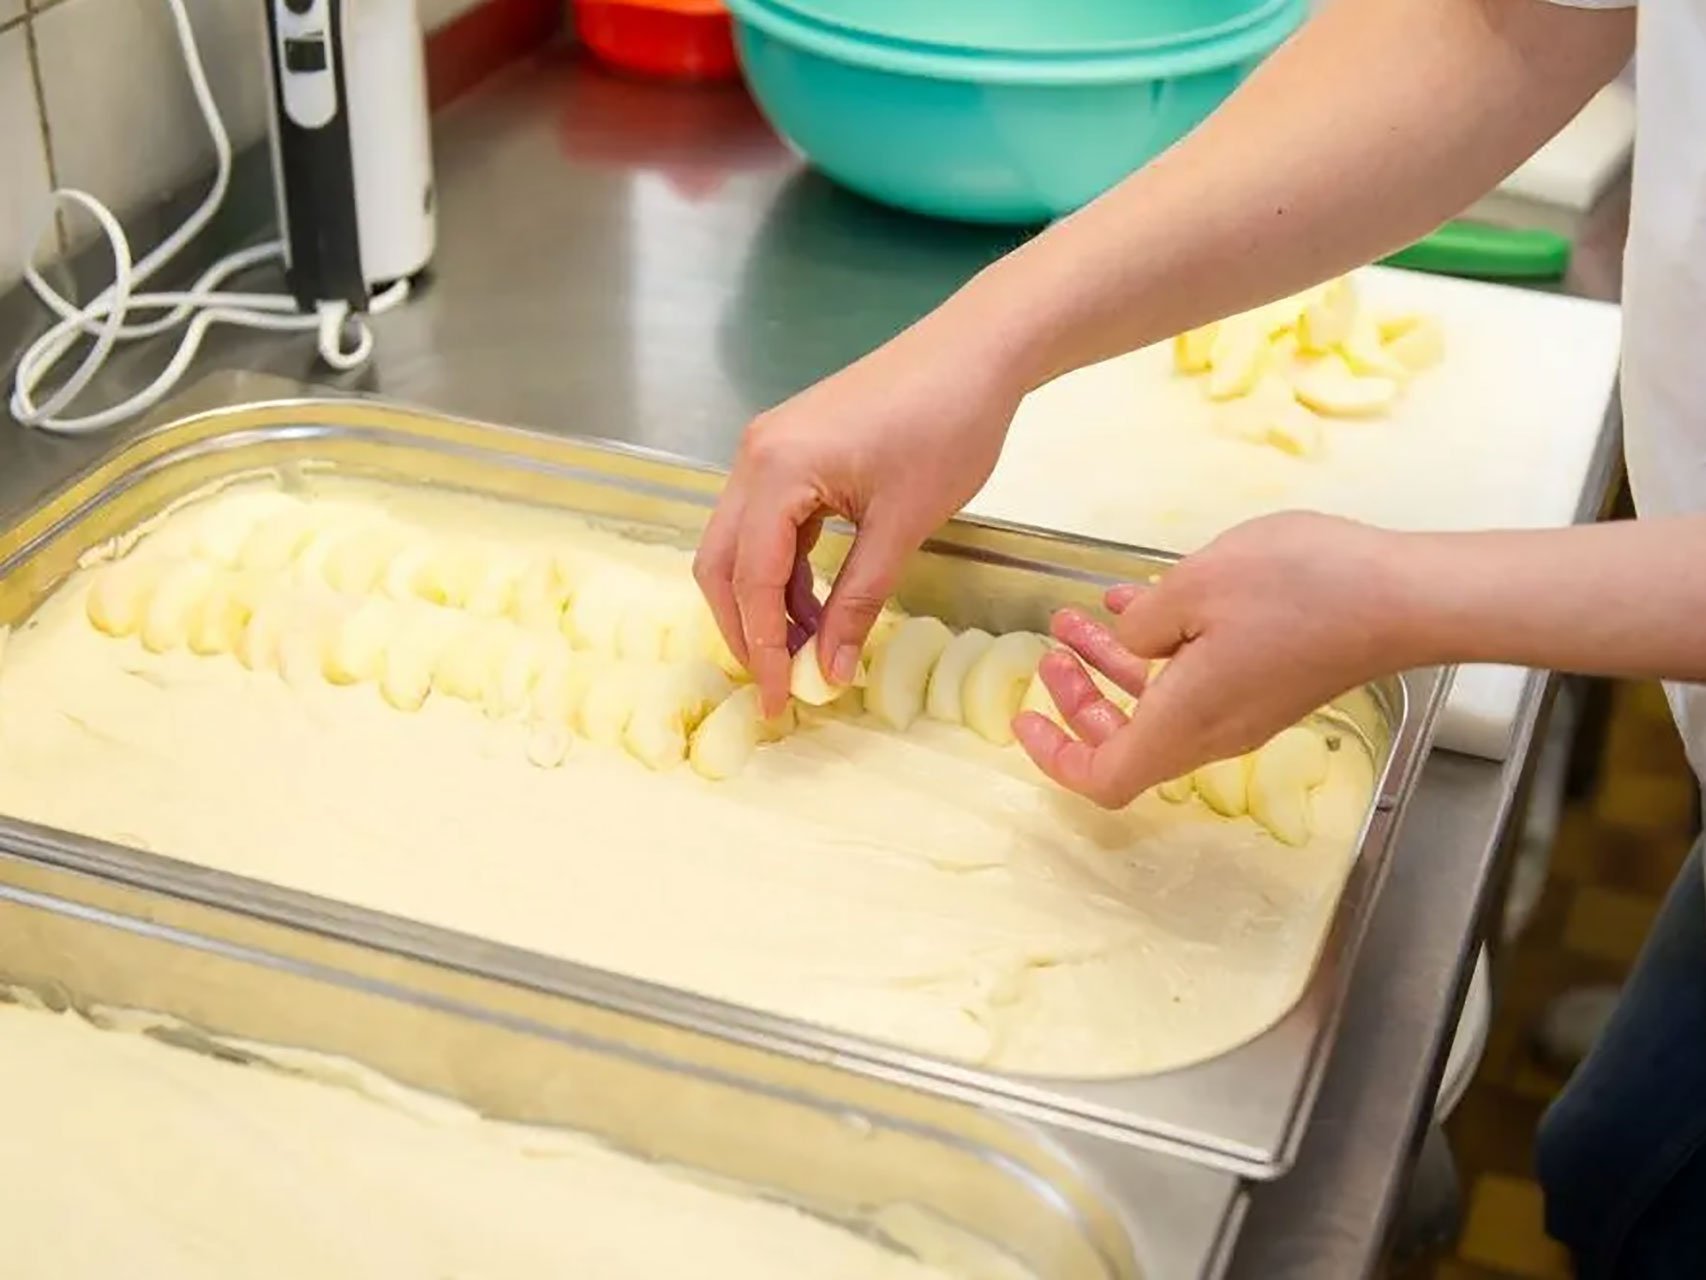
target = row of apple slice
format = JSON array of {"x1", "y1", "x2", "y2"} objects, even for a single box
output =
[
  {"x1": 89, "y1": 536, "x2": 1060, "y2": 772},
  {"x1": 166, "y1": 494, "x2": 772, "y2": 678},
  {"x1": 792, "y1": 617, "x2": 1055, "y2": 748},
  {"x1": 190, "y1": 501, "x2": 1063, "y2": 754},
  {"x1": 176, "y1": 498, "x2": 1065, "y2": 754},
  {"x1": 84, "y1": 549, "x2": 792, "y2": 776},
  {"x1": 807, "y1": 614, "x2": 1334, "y2": 844},
  {"x1": 1173, "y1": 276, "x2": 1445, "y2": 457},
  {"x1": 180, "y1": 495, "x2": 746, "y2": 664},
  {"x1": 92, "y1": 511, "x2": 1337, "y2": 830},
  {"x1": 1161, "y1": 726, "x2": 1335, "y2": 847}
]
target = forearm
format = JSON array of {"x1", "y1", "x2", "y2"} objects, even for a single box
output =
[
  {"x1": 941, "y1": 0, "x2": 1631, "y2": 391},
  {"x1": 1391, "y1": 519, "x2": 1706, "y2": 683}
]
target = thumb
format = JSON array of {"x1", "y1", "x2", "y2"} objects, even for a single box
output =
[
  {"x1": 816, "y1": 509, "x2": 914, "y2": 684},
  {"x1": 1109, "y1": 576, "x2": 1191, "y2": 660}
]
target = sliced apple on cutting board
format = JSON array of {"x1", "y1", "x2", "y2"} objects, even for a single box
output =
[
  {"x1": 1170, "y1": 273, "x2": 1445, "y2": 455},
  {"x1": 1294, "y1": 354, "x2": 1400, "y2": 418},
  {"x1": 1212, "y1": 373, "x2": 1326, "y2": 458}
]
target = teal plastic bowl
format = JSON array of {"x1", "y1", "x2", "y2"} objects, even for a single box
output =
[
  {"x1": 753, "y1": 0, "x2": 1296, "y2": 57},
  {"x1": 727, "y1": 0, "x2": 1305, "y2": 224}
]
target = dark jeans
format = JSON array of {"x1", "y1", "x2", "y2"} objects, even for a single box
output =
[{"x1": 1537, "y1": 840, "x2": 1706, "y2": 1277}]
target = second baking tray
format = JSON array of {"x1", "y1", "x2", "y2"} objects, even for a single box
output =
[
  {"x1": 0, "y1": 845, "x2": 1245, "y2": 1279},
  {"x1": 0, "y1": 373, "x2": 1447, "y2": 1178}
]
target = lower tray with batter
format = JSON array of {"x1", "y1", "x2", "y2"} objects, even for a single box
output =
[{"x1": 0, "y1": 850, "x2": 1245, "y2": 1279}]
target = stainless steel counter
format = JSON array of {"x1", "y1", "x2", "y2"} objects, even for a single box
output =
[{"x1": 0, "y1": 44, "x2": 1627, "y2": 1279}]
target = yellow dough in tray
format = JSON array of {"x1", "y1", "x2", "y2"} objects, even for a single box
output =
[
  {"x1": 0, "y1": 477, "x2": 1376, "y2": 1078},
  {"x1": 0, "y1": 996, "x2": 996, "y2": 1279}
]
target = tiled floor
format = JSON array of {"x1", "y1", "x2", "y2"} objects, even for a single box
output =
[{"x1": 1409, "y1": 680, "x2": 1699, "y2": 1278}]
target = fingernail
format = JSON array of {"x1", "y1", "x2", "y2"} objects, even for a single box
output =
[
  {"x1": 831, "y1": 643, "x2": 860, "y2": 686},
  {"x1": 1051, "y1": 608, "x2": 1084, "y2": 638}
]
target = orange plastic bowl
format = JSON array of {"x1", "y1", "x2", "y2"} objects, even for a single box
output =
[{"x1": 574, "y1": 0, "x2": 740, "y2": 81}]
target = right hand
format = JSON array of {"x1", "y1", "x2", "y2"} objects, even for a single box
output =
[
  {"x1": 1016, "y1": 511, "x2": 1411, "y2": 807},
  {"x1": 695, "y1": 318, "x2": 1024, "y2": 715}
]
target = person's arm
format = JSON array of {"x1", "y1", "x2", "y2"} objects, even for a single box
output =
[
  {"x1": 695, "y1": 0, "x2": 1636, "y2": 715},
  {"x1": 963, "y1": 0, "x2": 1633, "y2": 388},
  {"x1": 1019, "y1": 514, "x2": 1706, "y2": 809},
  {"x1": 1399, "y1": 520, "x2": 1706, "y2": 678}
]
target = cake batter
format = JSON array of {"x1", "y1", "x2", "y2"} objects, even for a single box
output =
[
  {"x1": 0, "y1": 993, "x2": 994, "y2": 1278},
  {"x1": 0, "y1": 478, "x2": 1375, "y2": 1076}
]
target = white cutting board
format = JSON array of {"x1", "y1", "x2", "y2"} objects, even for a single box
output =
[{"x1": 964, "y1": 266, "x2": 1623, "y2": 760}]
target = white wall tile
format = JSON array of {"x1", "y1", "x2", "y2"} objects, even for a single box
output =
[
  {"x1": 418, "y1": 0, "x2": 487, "y2": 31},
  {"x1": 0, "y1": 2, "x2": 26, "y2": 30},
  {"x1": 0, "y1": 27, "x2": 53, "y2": 290},
  {"x1": 35, "y1": 0, "x2": 268, "y2": 234}
]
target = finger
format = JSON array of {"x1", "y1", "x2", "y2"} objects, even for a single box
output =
[
  {"x1": 1049, "y1": 608, "x2": 1150, "y2": 697},
  {"x1": 1105, "y1": 583, "x2": 1142, "y2": 614},
  {"x1": 817, "y1": 507, "x2": 915, "y2": 686},
  {"x1": 732, "y1": 488, "x2": 823, "y2": 716},
  {"x1": 1015, "y1": 713, "x2": 1107, "y2": 800},
  {"x1": 796, "y1": 512, "x2": 825, "y2": 558},
  {"x1": 694, "y1": 484, "x2": 750, "y2": 667},
  {"x1": 784, "y1": 550, "x2": 822, "y2": 634},
  {"x1": 1078, "y1": 648, "x2": 1223, "y2": 807},
  {"x1": 1037, "y1": 649, "x2": 1127, "y2": 746},
  {"x1": 1020, "y1": 644, "x2": 1220, "y2": 808},
  {"x1": 1109, "y1": 578, "x2": 1191, "y2": 659}
]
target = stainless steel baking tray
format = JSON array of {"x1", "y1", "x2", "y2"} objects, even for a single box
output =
[
  {"x1": 0, "y1": 845, "x2": 1245, "y2": 1280},
  {"x1": 0, "y1": 372, "x2": 1447, "y2": 1179}
]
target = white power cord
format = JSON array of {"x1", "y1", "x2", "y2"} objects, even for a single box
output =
[{"x1": 10, "y1": 0, "x2": 408, "y2": 436}]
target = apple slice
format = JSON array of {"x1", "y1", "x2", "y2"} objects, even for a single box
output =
[
  {"x1": 1173, "y1": 322, "x2": 1219, "y2": 375},
  {"x1": 1294, "y1": 353, "x2": 1399, "y2": 418},
  {"x1": 1381, "y1": 314, "x2": 1445, "y2": 373},
  {"x1": 1193, "y1": 754, "x2": 1252, "y2": 817},
  {"x1": 1248, "y1": 726, "x2": 1332, "y2": 846},
  {"x1": 1296, "y1": 278, "x2": 1356, "y2": 354},
  {"x1": 1205, "y1": 319, "x2": 1269, "y2": 400}
]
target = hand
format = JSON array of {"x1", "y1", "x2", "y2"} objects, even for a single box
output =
[
  {"x1": 1015, "y1": 512, "x2": 1417, "y2": 808},
  {"x1": 695, "y1": 318, "x2": 1024, "y2": 715}
]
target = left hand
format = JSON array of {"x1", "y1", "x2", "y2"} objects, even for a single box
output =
[{"x1": 1015, "y1": 511, "x2": 1418, "y2": 808}]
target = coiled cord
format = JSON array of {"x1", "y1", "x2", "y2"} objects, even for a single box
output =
[{"x1": 10, "y1": 0, "x2": 406, "y2": 435}]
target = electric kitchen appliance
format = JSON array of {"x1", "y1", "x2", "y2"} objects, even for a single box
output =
[{"x1": 11, "y1": 0, "x2": 434, "y2": 434}]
